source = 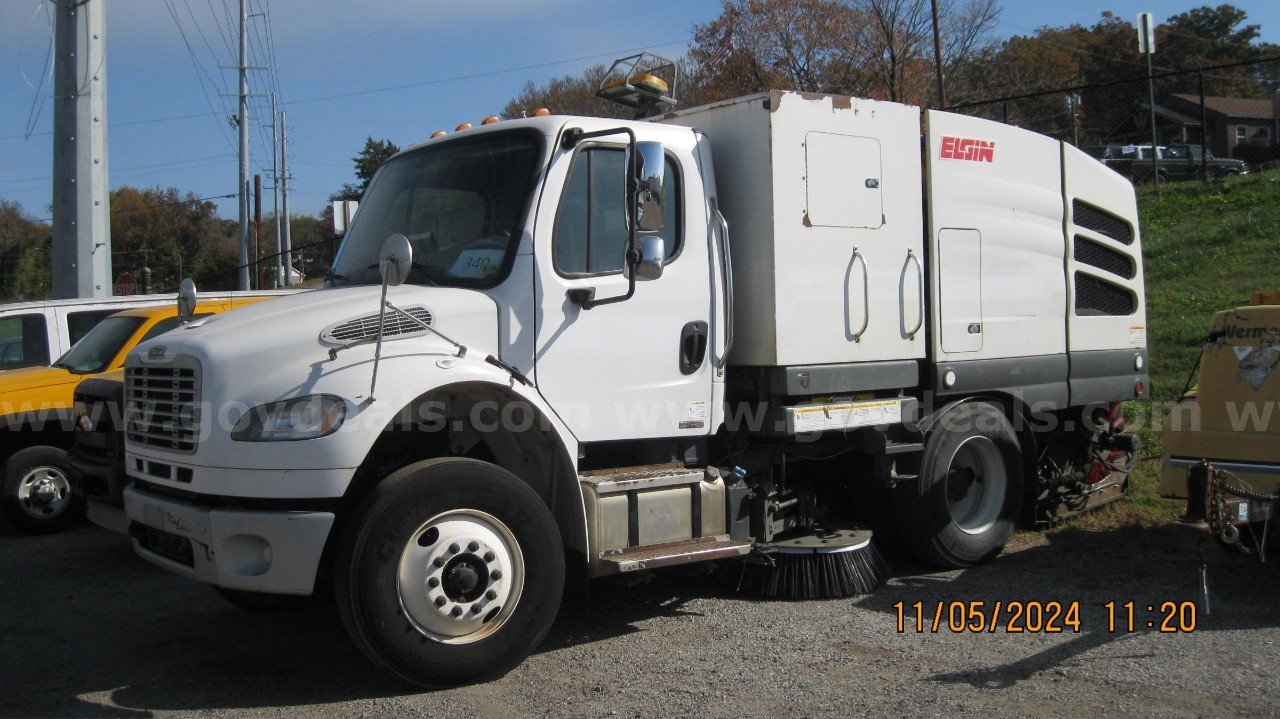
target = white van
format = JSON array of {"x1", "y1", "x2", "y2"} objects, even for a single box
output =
[{"x1": 0, "y1": 292, "x2": 296, "y2": 372}]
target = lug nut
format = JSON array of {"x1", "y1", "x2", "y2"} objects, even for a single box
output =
[
  {"x1": 467, "y1": 541, "x2": 480, "y2": 552},
  {"x1": 470, "y1": 604, "x2": 482, "y2": 614},
  {"x1": 432, "y1": 557, "x2": 445, "y2": 568},
  {"x1": 450, "y1": 606, "x2": 463, "y2": 617},
  {"x1": 483, "y1": 551, "x2": 495, "y2": 562},
  {"x1": 434, "y1": 596, "x2": 447, "y2": 607},
  {"x1": 485, "y1": 589, "x2": 497, "y2": 600},
  {"x1": 427, "y1": 577, "x2": 440, "y2": 588},
  {"x1": 490, "y1": 569, "x2": 502, "y2": 581},
  {"x1": 448, "y1": 543, "x2": 460, "y2": 554}
]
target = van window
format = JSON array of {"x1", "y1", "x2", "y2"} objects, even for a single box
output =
[
  {"x1": 0, "y1": 314, "x2": 50, "y2": 370},
  {"x1": 67, "y1": 310, "x2": 119, "y2": 346}
]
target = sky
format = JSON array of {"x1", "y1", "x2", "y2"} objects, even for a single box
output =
[{"x1": 1, "y1": 0, "x2": 1277, "y2": 223}]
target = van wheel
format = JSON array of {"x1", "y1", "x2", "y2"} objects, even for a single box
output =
[
  {"x1": 894, "y1": 403, "x2": 1022, "y2": 568},
  {"x1": 334, "y1": 458, "x2": 564, "y2": 687},
  {"x1": 1, "y1": 446, "x2": 83, "y2": 534}
]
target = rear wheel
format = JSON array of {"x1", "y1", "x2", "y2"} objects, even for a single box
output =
[
  {"x1": 334, "y1": 458, "x2": 564, "y2": 687},
  {"x1": 894, "y1": 403, "x2": 1023, "y2": 567},
  {"x1": 1, "y1": 446, "x2": 83, "y2": 535}
]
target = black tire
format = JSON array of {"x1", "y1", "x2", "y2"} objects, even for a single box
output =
[
  {"x1": 334, "y1": 458, "x2": 564, "y2": 687},
  {"x1": 215, "y1": 587, "x2": 322, "y2": 612},
  {"x1": 1, "y1": 445, "x2": 84, "y2": 535},
  {"x1": 893, "y1": 403, "x2": 1023, "y2": 568}
]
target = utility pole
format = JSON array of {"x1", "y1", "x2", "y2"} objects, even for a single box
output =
[
  {"x1": 236, "y1": 0, "x2": 250, "y2": 290},
  {"x1": 253, "y1": 174, "x2": 262, "y2": 289},
  {"x1": 270, "y1": 94, "x2": 283, "y2": 287},
  {"x1": 1139, "y1": 12, "x2": 1159, "y2": 185},
  {"x1": 52, "y1": 0, "x2": 111, "y2": 299},
  {"x1": 930, "y1": 0, "x2": 947, "y2": 108},
  {"x1": 280, "y1": 109, "x2": 293, "y2": 285}
]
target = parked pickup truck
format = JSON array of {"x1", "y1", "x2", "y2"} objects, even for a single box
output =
[{"x1": 1099, "y1": 144, "x2": 1248, "y2": 183}]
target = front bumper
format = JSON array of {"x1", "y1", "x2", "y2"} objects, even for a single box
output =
[{"x1": 123, "y1": 484, "x2": 334, "y2": 595}]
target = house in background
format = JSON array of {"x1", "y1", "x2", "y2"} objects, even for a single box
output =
[
  {"x1": 1163, "y1": 94, "x2": 1278, "y2": 157},
  {"x1": 1108, "y1": 94, "x2": 1278, "y2": 161}
]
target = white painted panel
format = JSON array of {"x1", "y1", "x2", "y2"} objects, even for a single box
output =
[
  {"x1": 805, "y1": 133, "x2": 883, "y2": 228},
  {"x1": 926, "y1": 110, "x2": 1067, "y2": 364},
  {"x1": 938, "y1": 229, "x2": 982, "y2": 353},
  {"x1": 664, "y1": 92, "x2": 925, "y2": 367},
  {"x1": 1062, "y1": 143, "x2": 1147, "y2": 353}
]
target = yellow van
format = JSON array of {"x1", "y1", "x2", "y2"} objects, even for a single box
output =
[{"x1": 0, "y1": 296, "x2": 270, "y2": 533}]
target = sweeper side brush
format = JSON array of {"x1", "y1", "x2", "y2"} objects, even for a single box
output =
[{"x1": 725, "y1": 526, "x2": 891, "y2": 599}]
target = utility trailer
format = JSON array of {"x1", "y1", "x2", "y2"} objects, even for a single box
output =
[{"x1": 111, "y1": 74, "x2": 1147, "y2": 686}]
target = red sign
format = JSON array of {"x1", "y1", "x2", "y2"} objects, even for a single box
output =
[
  {"x1": 940, "y1": 136, "x2": 995, "y2": 163},
  {"x1": 114, "y1": 272, "x2": 137, "y2": 296}
]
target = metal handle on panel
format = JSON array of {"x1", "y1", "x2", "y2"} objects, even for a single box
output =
[
  {"x1": 851, "y1": 247, "x2": 869, "y2": 343},
  {"x1": 711, "y1": 199, "x2": 734, "y2": 370},
  {"x1": 906, "y1": 249, "x2": 924, "y2": 339}
]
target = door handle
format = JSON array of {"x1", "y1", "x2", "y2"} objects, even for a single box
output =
[
  {"x1": 680, "y1": 321, "x2": 708, "y2": 375},
  {"x1": 849, "y1": 247, "x2": 869, "y2": 342},
  {"x1": 906, "y1": 249, "x2": 924, "y2": 339}
]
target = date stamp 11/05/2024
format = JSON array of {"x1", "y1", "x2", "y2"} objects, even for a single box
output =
[{"x1": 893, "y1": 601, "x2": 1199, "y2": 634}]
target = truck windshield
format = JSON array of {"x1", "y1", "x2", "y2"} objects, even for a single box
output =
[
  {"x1": 330, "y1": 131, "x2": 543, "y2": 288},
  {"x1": 52, "y1": 316, "x2": 145, "y2": 375}
]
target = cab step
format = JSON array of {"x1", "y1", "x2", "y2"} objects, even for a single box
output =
[{"x1": 600, "y1": 537, "x2": 752, "y2": 573}]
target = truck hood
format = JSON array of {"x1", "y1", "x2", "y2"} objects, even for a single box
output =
[
  {"x1": 0, "y1": 365, "x2": 79, "y2": 396},
  {"x1": 126, "y1": 284, "x2": 502, "y2": 404}
]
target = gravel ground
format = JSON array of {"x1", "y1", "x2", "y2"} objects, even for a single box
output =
[{"x1": 2, "y1": 519, "x2": 1277, "y2": 719}]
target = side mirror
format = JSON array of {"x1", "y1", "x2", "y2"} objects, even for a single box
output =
[
  {"x1": 379, "y1": 234, "x2": 413, "y2": 287},
  {"x1": 177, "y1": 278, "x2": 198, "y2": 319},
  {"x1": 635, "y1": 236, "x2": 665, "y2": 281},
  {"x1": 333, "y1": 200, "x2": 359, "y2": 236},
  {"x1": 630, "y1": 141, "x2": 666, "y2": 232}
]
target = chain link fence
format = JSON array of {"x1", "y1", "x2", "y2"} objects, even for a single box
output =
[{"x1": 943, "y1": 57, "x2": 1280, "y2": 183}]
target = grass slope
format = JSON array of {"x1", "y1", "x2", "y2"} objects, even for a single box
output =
[{"x1": 1075, "y1": 169, "x2": 1280, "y2": 528}]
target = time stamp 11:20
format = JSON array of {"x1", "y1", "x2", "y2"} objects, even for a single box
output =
[{"x1": 893, "y1": 601, "x2": 1199, "y2": 634}]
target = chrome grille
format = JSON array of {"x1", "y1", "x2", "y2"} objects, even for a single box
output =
[
  {"x1": 125, "y1": 357, "x2": 201, "y2": 454},
  {"x1": 322, "y1": 306, "x2": 433, "y2": 343}
]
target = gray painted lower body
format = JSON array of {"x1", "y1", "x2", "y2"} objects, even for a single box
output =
[{"x1": 934, "y1": 348, "x2": 1148, "y2": 409}]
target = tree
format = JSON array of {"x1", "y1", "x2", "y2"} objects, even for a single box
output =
[
  {"x1": 332, "y1": 137, "x2": 401, "y2": 202},
  {"x1": 109, "y1": 187, "x2": 228, "y2": 293},
  {"x1": 0, "y1": 201, "x2": 51, "y2": 301},
  {"x1": 501, "y1": 65, "x2": 632, "y2": 120}
]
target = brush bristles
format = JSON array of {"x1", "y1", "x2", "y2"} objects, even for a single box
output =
[{"x1": 727, "y1": 543, "x2": 892, "y2": 599}]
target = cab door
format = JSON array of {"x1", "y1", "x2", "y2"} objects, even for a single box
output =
[{"x1": 532, "y1": 127, "x2": 714, "y2": 443}]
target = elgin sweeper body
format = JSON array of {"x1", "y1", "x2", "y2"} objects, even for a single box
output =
[{"x1": 115, "y1": 57, "x2": 1146, "y2": 685}]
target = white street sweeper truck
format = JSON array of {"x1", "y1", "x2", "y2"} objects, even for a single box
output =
[{"x1": 112, "y1": 55, "x2": 1146, "y2": 685}]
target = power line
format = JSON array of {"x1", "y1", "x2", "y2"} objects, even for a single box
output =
[{"x1": 2, "y1": 36, "x2": 693, "y2": 141}]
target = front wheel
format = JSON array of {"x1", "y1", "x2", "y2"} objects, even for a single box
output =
[
  {"x1": 1, "y1": 446, "x2": 84, "y2": 534},
  {"x1": 334, "y1": 458, "x2": 564, "y2": 687},
  {"x1": 894, "y1": 403, "x2": 1023, "y2": 568}
]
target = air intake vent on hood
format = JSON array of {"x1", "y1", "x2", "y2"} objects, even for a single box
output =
[{"x1": 322, "y1": 306, "x2": 433, "y2": 344}]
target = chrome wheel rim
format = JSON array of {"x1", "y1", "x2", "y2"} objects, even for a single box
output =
[
  {"x1": 944, "y1": 437, "x2": 1006, "y2": 535},
  {"x1": 16, "y1": 465, "x2": 71, "y2": 520},
  {"x1": 396, "y1": 509, "x2": 525, "y2": 644}
]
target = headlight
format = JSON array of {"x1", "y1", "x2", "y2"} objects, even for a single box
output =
[{"x1": 231, "y1": 395, "x2": 346, "y2": 442}]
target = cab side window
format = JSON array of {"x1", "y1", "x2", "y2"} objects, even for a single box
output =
[{"x1": 553, "y1": 147, "x2": 680, "y2": 276}]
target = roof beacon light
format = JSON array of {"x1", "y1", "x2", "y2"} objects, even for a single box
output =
[
  {"x1": 532, "y1": 108, "x2": 550, "y2": 117},
  {"x1": 430, "y1": 130, "x2": 447, "y2": 139},
  {"x1": 455, "y1": 122, "x2": 473, "y2": 131},
  {"x1": 482, "y1": 116, "x2": 500, "y2": 125},
  {"x1": 596, "y1": 51, "x2": 678, "y2": 119}
]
